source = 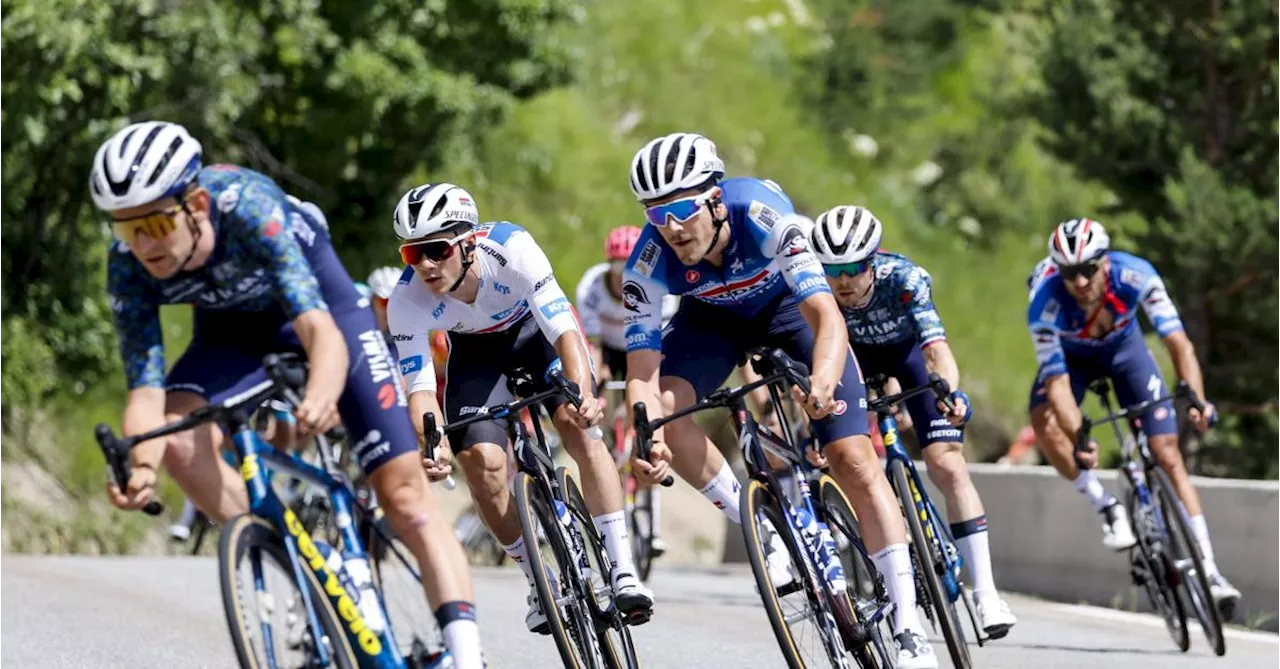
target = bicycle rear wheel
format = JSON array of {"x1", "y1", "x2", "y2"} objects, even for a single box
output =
[
  {"x1": 1151, "y1": 467, "x2": 1226, "y2": 656},
  {"x1": 559, "y1": 467, "x2": 641, "y2": 669},
  {"x1": 890, "y1": 460, "x2": 969, "y2": 669},
  {"x1": 741, "y1": 478, "x2": 851, "y2": 669},
  {"x1": 816, "y1": 475, "x2": 895, "y2": 669},
  {"x1": 515, "y1": 471, "x2": 607, "y2": 669},
  {"x1": 631, "y1": 484, "x2": 656, "y2": 583},
  {"x1": 218, "y1": 515, "x2": 358, "y2": 669},
  {"x1": 1124, "y1": 487, "x2": 1189, "y2": 651}
]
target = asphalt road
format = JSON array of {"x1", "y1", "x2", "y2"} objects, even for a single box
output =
[{"x1": 3, "y1": 556, "x2": 1275, "y2": 668}]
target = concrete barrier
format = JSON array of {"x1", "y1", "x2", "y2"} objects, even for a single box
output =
[{"x1": 950, "y1": 463, "x2": 1278, "y2": 631}]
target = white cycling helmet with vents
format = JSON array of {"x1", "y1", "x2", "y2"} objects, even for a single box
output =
[
  {"x1": 89, "y1": 121, "x2": 203, "y2": 211},
  {"x1": 366, "y1": 267, "x2": 402, "y2": 299},
  {"x1": 809, "y1": 205, "x2": 883, "y2": 264},
  {"x1": 393, "y1": 182, "x2": 480, "y2": 242},
  {"x1": 629, "y1": 132, "x2": 725, "y2": 202},
  {"x1": 1048, "y1": 218, "x2": 1109, "y2": 267}
]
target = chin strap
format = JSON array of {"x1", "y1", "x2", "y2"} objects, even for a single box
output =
[
  {"x1": 701, "y1": 194, "x2": 728, "y2": 258},
  {"x1": 170, "y1": 203, "x2": 204, "y2": 278},
  {"x1": 447, "y1": 241, "x2": 476, "y2": 293}
]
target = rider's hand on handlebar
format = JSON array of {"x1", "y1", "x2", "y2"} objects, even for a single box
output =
[
  {"x1": 794, "y1": 374, "x2": 836, "y2": 420},
  {"x1": 568, "y1": 390, "x2": 603, "y2": 430},
  {"x1": 938, "y1": 390, "x2": 971, "y2": 427},
  {"x1": 1075, "y1": 439, "x2": 1100, "y2": 470},
  {"x1": 106, "y1": 463, "x2": 158, "y2": 510},
  {"x1": 421, "y1": 441, "x2": 455, "y2": 482},
  {"x1": 633, "y1": 439, "x2": 673, "y2": 486},
  {"x1": 294, "y1": 390, "x2": 341, "y2": 437},
  {"x1": 1188, "y1": 401, "x2": 1216, "y2": 434},
  {"x1": 805, "y1": 443, "x2": 828, "y2": 469}
]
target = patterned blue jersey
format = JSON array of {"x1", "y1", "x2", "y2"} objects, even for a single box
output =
[
  {"x1": 841, "y1": 252, "x2": 946, "y2": 347},
  {"x1": 621, "y1": 177, "x2": 831, "y2": 351},
  {"x1": 1027, "y1": 250, "x2": 1183, "y2": 381},
  {"x1": 108, "y1": 164, "x2": 361, "y2": 389}
]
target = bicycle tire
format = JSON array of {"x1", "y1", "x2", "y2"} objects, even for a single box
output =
[
  {"x1": 558, "y1": 467, "x2": 641, "y2": 669},
  {"x1": 363, "y1": 508, "x2": 450, "y2": 667},
  {"x1": 741, "y1": 478, "x2": 851, "y2": 669},
  {"x1": 1151, "y1": 466, "x2": 1226, "y2": 656},
  {"x1": 1124, "y1": 487, "x2": 1189, "y2": 651},
  {"x1": 890, "y1": 460, "x2": 970, "y2": 669},
  {"x1": 816, "y1": 475, "x2": 895, "y2": 669},
  {"x1": 515, "y1": 471, "x2": 604, "y2": 669},
  {"x1": 632, "y1": 486, "x2": 655, "y2": 583},
  {"x1": 218, "y1": 515, "x2": 359, "y2": 669}
]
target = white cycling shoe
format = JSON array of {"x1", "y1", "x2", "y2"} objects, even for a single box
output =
[
  {"x1": 1209, "y1": 573, "x2": 1241, "y2": 620},
  {"x1": 975, "y1": 595, "x2": 1017, "y2": 639},
  {"x1": 525, "y1": 589, "x2": 550, "y2": 635},
  {"x1": 1101, "y1": 503, "x2": 1138, "y2": 551},
  {"x1": 894, "y1": 629, "x2": 939, "y2": 669},
  {"x1": 649, "y1": 536, "x2": 669, "y2": 557},
  {"x1": 612, "y1": 572, "x2": 655, "y2": 625},
  {"x1": 167, "y1": 523, "x2": 192, "y2": 542},
  {"x1": 760, "y1": 520, "x2": 796, "y2": 589}
]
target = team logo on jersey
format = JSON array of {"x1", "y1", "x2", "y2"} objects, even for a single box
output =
[
  {"x1": 686, "y1": 269, "x2": 700, "y2": 283},
  {"x1": 832, "y1": 400, "x2": 848, "y2": 416},
  {"x1": 216, "y1": 183, "x2": 242, "y2": 212},
  {"x1": 633, "y1": 240, "x2": 661, "y2": 278},
  {"x1": 622, "y1": 280, "x2": 651, "y2": 312},
  {"x1": 776, "y1": 224, "x2": 808, "y2": 257},
  {"x1": 748, "y1": 200, "x2": 781, "y2": 229},
  {"x1": 432, "y1": 302, "x2": 447, "y2": 319},
  {"x1": 401, "y1": 355, "x2": 423, "y2": 374}
]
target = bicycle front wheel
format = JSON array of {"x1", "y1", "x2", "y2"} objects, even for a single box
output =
[
  {"x1": 890, "y1": 460, "x2": 969, "y2": 669},
  {"x1": 363, "y1": 508, "x2": 450, "y2": 667},
  {"x1": 1151, "y1": 466, "x2": 1226, "y2": 656},
  {"x1": 1124, "y1": 486, "x2": 1189, "y2": 651},
  {"x1": 219, "y1": 515, "x2": 358, "y2": 669}
]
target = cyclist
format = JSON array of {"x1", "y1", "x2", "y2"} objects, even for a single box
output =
[
  {"x1": 92, "y1": 121, "x2": 484, "y2": 668},
  {"x1": 575, "y1": 225, "x2": 679, "y2": 556},
  {"x1": 621, "y1": 132, "x2": 937, "y2": 668},
  {"x1": 807, "y1": 205, "x2": 1018, "y2": 639},
  {"x1": 1027, "y1": 218, "x2": 1241, "y2": 607},
  {"x1": 386, "y1": 182, "x2": 655, "y2": 634}
]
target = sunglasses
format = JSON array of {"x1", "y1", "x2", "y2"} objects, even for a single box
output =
[
  {"x1": 399, "y1": 230, "x2": 473, "y2": 265},
  {"x1": 643, "y1": 190, "x2": 716, "y2": 228},
  {"x1": 822, "y1": 260, "x2": 872, "y2": 278},
  {"x1": 111, "y1": 203, "x2": 183, "y2": 244},
  {"x1": 1059, "y1": 259, "x2": 1102, "y2": 281}
]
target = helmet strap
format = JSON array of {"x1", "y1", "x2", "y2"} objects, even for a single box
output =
[
  {"x1": 447, "y1": 240, "x2": 476, "y2": 293},
  {"x1": 702, "y1": 194, "x2": 728, "y2": 258},
  {"x1": 170, "y1": 201, "x2": 204, "y2": 278}
]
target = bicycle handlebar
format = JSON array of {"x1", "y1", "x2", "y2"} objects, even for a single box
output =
[
  {"x1": 631, "y1": 402, "x2": 673, "y2": 488},
  {"x1": 1073, "y1": 380, "x2": 1204, "y2": 456},
  {"x1": 92, "y1": 353, "x2": 310, "y2": 518},
  {"x1": 866, "y1": 373, "x2": 952, "y2": 415}
]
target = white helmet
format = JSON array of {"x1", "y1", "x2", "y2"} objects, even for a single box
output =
[
  {"x1": 809, "y1": 205, "x2": 883, "y2": 264},
  {"x1": 392, "y1": 182, "x2": 480, "y2": 242},
  {"x1": 366, "y1": 266, "x2": 401, "y2": 299},
  {"x1": 1048, "y1": 218, "x2": 1109, "y2": 267},
  {"x1": 89, "y1": 121, "x2": 204, "y2": 211},
  {"x1": 629, "y1": 132, "x2": 725, "y2": 202}
]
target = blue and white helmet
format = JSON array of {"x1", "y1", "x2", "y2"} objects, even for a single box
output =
[
  {"x1": 89, "y1": 121, "x2": 203, "y2": 211},
  {"x1": 629, "y1": 132, "x2": 724, "y2": 202}
]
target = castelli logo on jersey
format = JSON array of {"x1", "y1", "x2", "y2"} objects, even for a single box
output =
[
  {"x1": 832, "y1": 400, "x2": 848, "y2": 416},
  {"x1": 377, "y1": 383, "x2": 396, "y2": 409},
  {"x1": 686, "y1": 269, "x2": 700, "y2": 283}
]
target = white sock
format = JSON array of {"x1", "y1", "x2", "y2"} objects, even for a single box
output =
[
  {"x1": 872, "y1": 543, "x2": 924, "y2": 636},
  {"x1": 699, "y1": 460, "x2": 743, "y2": 524},
  {"x1": 502, "y1": 537, "x2": 536, "y2": 583},
  {"x1": 436, "y1": 602, "x2": 484, "y2": 669},
  {"x1": 593, "y1": 511, "x2": 638, "y2": 582},
  {"x1": 650, "y1": 488, "x2": 663, "y2": 538},
  {"x1": 1073, "y1": 470, "x2": 1115, "y2": 513},
  {"x1": 952, "y1": 516, "x2": 997, "y2": 599},
  {"x1": 178, "y1": 499, "x2": 198, "y2": 526},
  {"x1": 1189, "y1": 514, "x2": 1221, "y2": 577}
]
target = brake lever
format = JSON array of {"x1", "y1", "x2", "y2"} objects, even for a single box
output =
[
  {"x1": 928, "y1": 373, "x2": 955, "y2": 412},
  {"x1": 549, "y1": 370, "x2": 604, "y2": 441}
]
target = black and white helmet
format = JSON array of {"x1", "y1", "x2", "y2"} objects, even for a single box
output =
[
  {"x1": 392, "y1": 183, "x2": 480, "y2": 242},
  {"x1": 1048, "y1": 218, "x2": 1109, "y2": 267},
  {"x1": 629, "y1": 132, "x2": 725, "y2": 202},
  {"x1": 89, "y1": 121, "x2": 203, "y2": 211},
  {"x1": 809, "y1": 205, "x2": 883, "y2": 264}
]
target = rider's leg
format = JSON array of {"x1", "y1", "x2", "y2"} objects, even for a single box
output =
[
  {"x1": 1030, "y1": 396, "x2": 1119, "y2": 513},
  {"x1": 159, "y1": 391, "x2": 249, "y2": 523},
  {"x1": 660, "y1": 376, "x2": 743, "y2": 524}
]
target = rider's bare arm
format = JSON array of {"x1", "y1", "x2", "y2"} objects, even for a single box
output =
[
  {"x1": 1045, "y1": 373, "x2": 1084, "y2": 440},
  {"x1": 408, "y1": 389, "x2": 444, "y2": 447},
  {"x1": 122, "y1": 386, "x2": 168, "y2": 468},
  {"x1": 797, "y1": 291, "x2": 849, "y2": 415},
  {"x1": 292, "y1": 309, "x2": 349, "y2": 433},
  {"x1": 922, "y1": 340, "x2": 961, "y2": 392},
  {"x1": 554, "y1": 330, "x2": 596, "y2": 407},
  {"x1": 1162, "y1": 330, "x2": 1207, "y2": 401}
]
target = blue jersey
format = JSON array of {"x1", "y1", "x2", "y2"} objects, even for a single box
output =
[
  {"x1": 621, "y1": 177, "x2": 830, "y2": 351},
  {"x1": 841, "y1": 251, "x2": 946, "y2": 347},
  {"x1": 1027, "y1": 251, "x2": 1183, "y2": 381},
  {"x1": 108, "y1": 164, "x2": 361, "y2": 389}
]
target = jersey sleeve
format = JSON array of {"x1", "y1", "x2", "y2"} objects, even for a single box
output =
[
  {"x1": 234, "y1": 179, "x2": 328, "y2": 319},
  {"x1": 620, "y1": 270, "x2": 669, "y2": 352},
  {"x1": 574, "y1": 268, "x2": 603, "y2": 339},
  {"x1": 900, "y1": 265, "x2": 947, "y2": 346},
  {"x1": 388, "y1": 295, "x2": 437, "y2": 394},
  {"x1": 507, "y1": 231, "x2": 579, "y2": 344},
  {"x1": 1027, "y1": 285, "x2": 1067, "y2": 381},
  {"x1": 744, "y1": 189, "x2": 830, "y2": 303},
  {"x1": 1117, "y1": 256, "x2": 1184, "y2": 337},
  {"x1": 107, "y1": 247, "x2": 166, "y2": 390}
]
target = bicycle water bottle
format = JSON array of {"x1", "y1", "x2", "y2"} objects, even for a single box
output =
[
  {"x1": 795, "y1": 506, "x2": 846, "y2": 593},
  {"x1": 554, "y1": 499, "x2": 593, "y2": 580},
  {"x1": 340, "y1": 552, "x2": 388, "y2": 636}
]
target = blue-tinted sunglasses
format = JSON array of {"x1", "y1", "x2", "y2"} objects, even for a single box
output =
[
  {"x1": 643, "y1": 191, "x2": 715, "y2": 228},
  {"x1": 822, "y1": 260, "x2": 872, "y2": 278}
]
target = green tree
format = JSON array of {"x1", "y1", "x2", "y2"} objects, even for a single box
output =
[
  {"x1": 1, "y1": 0, "x2": 578, "y2": 417},
  {"x1": 1028, "y1": 0, "x2": 1279, "y2": 477}
]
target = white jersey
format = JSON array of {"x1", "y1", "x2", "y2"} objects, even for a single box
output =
[
  {"x1": 1027, "y1": 256, "x2": 1055, "y2": 299},
  {"x1": 389, "y1": 222, "x2": 579, "y2": 394},
  {"x1": 574, "y1": 263, "x2": 679, "y2": 352}
]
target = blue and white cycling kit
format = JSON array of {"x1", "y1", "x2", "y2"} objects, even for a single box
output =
[
  {"x1": 1027, "y1": 250, "x2": 1184, "y2": 435},
  {"x1": 108, "y1": 164, "x2": 414, "y2": 472},
  {"x1": 622, "y1": 177, "x2": 869, "y2": 443},
  {"x1": 388, "y1": 222, "x2": 587, "y2": 451},
  {"x1": 840, "y1": 252, "x2": 961, "y2": 446}
]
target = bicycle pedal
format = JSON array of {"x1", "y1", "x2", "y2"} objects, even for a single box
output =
[{"x1": 623, "y1": 607, "x2": 653, "y2": 626}]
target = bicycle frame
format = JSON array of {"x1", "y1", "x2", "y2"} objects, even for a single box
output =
[{"x1": 226, "y1": 385, "x2": 405, "y2": 669}]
